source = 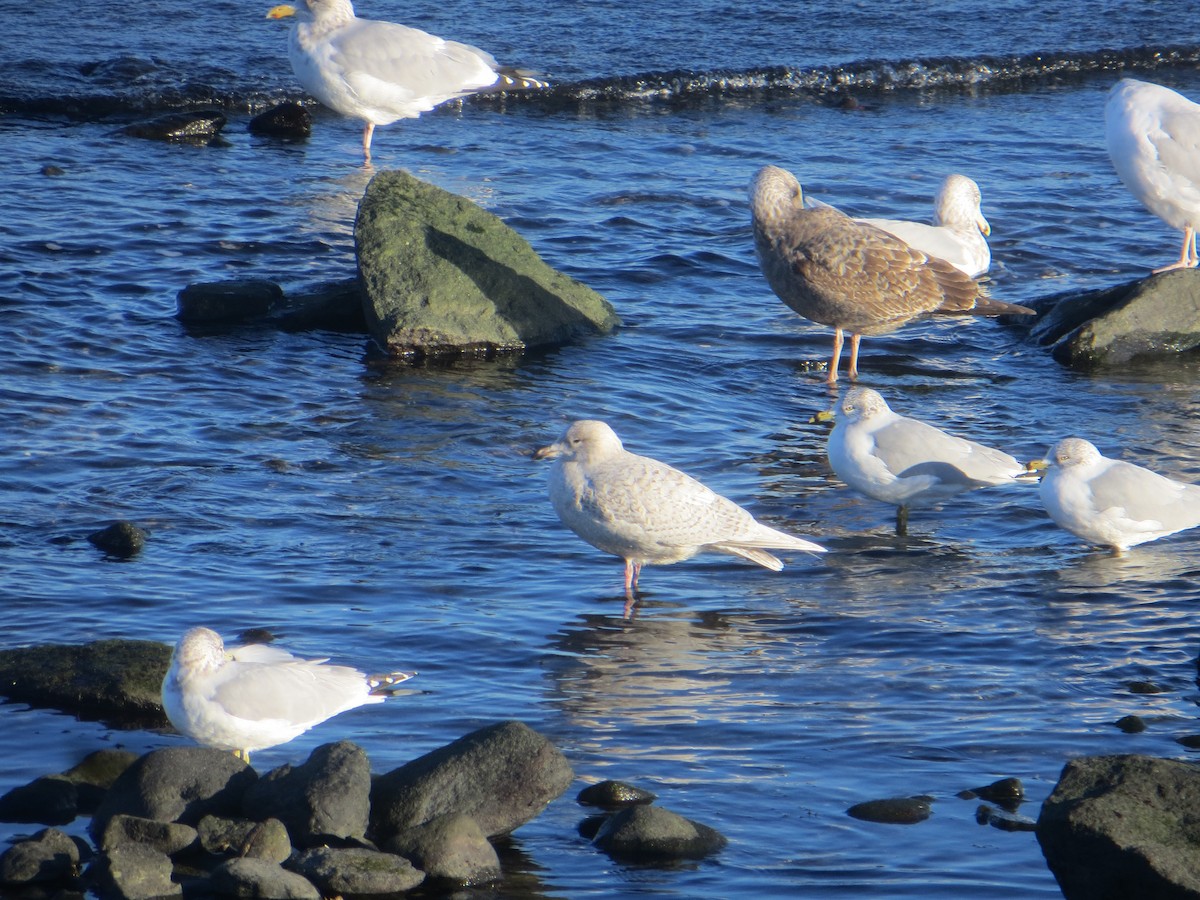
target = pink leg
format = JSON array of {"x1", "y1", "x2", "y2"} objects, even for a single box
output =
[
  {"x1": 1152, "y1": 226, "x2": 1198, "y2": 273},
  {"x1": 847, "y1": 333, "x2": 862, "y2": 381},
  {"x1": 362, "y1": 122, "x2": 375, "y2": 163},
  {"x1": 622, "y1": 560, "x2": 642, "y2": 619},
  {"x1": 827, "y1": 328, "x2": 844, "y2": 384}
]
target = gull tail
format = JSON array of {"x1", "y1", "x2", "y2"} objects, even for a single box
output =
[
  {"x1": 714, "y1": 527, "x2": 828, "y2": 570},
  {"x1": 368, "y1": 671, "x2": 417, "y2": 695},
  {"x1": 970, "y1": 295, "x2": 1036, "y2": 317},
  {"x1": 492, "y1": 67, "x2": 551, "y2": 91}
]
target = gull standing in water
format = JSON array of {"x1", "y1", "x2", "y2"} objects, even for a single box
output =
[
  {"x1": 267, "y1": 0, "x2": 547, "y2": 162},
  {"x1": 750, "y1": 164, "x2": 1034, "y2": 383},
  {"x1": 162, "y1": 627, "x2": 415, "y2": 762},
  {"x1": 535, "y1": 419, "x2": 825, "y2": 615},
  {"x1": 1105, "y1": 78, "x2": 1200, "y2": 273}
]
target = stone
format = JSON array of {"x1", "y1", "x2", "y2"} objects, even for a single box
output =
[
  {"x1": 976, "y1": 805, "x2": 1037, "y2": 832},
  {"x1": 198, "y1": 815, "x2": 292, "y2": 864},
  {"x1": 176, "y1": 280, "x2": 283, "y2": 324},
  {"x1": 370, "y1": 720, "x2": 574, "y2": 842},
  {"x1": 1036, "y1": 754, "x2": 1200, "y2": 899},
  {"x1": 64, "y1": 749, "x2": 141, "y2": 815},
  {"x1": 248, "y1": 102, "x2": 312, "y2": 138},
  {"x1": 354, "y1": 170, "x2": 620, "y2": 360},
  {"x1": 273, "y1": 278, "x2": 367, "y2": 333},
  {"x1": 591, "y1": 804, "x2": 727, "y2": 862},
  {"x1": 290, "y1": 846, "x2": 425, "y2": 897},
  {"x1": 0, "y1": 775, "x2": 78, "y2": 825},
  {"x1": 87, "y1": 521, "x2": 147, "y2": 558},
  {"x1": 1115, "y1": 714, "x2": 1147, "y2": 734},
  {"x1": 102, "y1": 814, "x2": 198, "y2": 857},
  {"x1": 968, "y1": 776, "x2": 1025, "y2": 811},
  {"x1": 242, "y1": 741, "x2": 371, "y2": 848},
  {"x1": 91, "y1": 747, "x2": 257, "y2": 842},
  {"x1": 576, "y1": 779, "x2": 657, "y2": 810},
  {"x1": 384, "y1": 813, "x2": 499, "y2": 885},
  {"x1": 0, "y1": 827, "x2": 80, "y2": 885},
  {"x1": 846, "y1": 797, "x2": 932, "y2": 824},
  {"x1": 87, "y1": 842, "x2": 180, "y2": 899},
  {"x1": 119, "y1": 110, "x2": 226, "y2": 142},
  {"x1": 210, "y1": 858, "x2": 321, "y2": 900}
]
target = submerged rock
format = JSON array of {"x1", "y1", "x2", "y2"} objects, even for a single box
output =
[
  {"x1": 248, "y1": 102, "x2": 312, "y2": 139},
  {"x1": 87, "y1": 521, "x2": 147, "y2": 558},
  {"x1": 591, "y1": 804, "x2": 727, "y2": 862},
  {"x1": 119, "y1": 110, "x2": 227, "y2": 143},
  {"x1": 176, "y1": 279, "x2": 283, "y2": 324},
  {"x1": 846, "y1": 797, "x2": 932, "y2": 825},
  {"x1": 354, "y1": 170, "x2": 621, "y2": 360}
]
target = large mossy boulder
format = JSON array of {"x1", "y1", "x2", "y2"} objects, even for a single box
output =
[{"x1": 354, "y1": 170, "x2": 620, "y2": 360}]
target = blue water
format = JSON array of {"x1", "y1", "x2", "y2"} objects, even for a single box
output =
[{"x1": 3, "y1": 1, "x2": 1200, "y2": 896}]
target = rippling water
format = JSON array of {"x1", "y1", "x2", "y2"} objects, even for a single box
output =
[{"x1": 3, "y1": 0, "x2": 1200, "y2": 896}]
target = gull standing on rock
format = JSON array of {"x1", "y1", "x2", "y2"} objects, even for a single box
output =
[
  {"x1": 1105, "y1": 78, "x2": 1200, "y2": 273},
  {"x1": 750, "y1": 164, "x2": 1034, "y2": 383},
  {"x1": 827, "y1": 388, "x2": 1029, "y2": 536},
  {"x1": 162, "y1": 627, "x2": 415, "y2": 762},
  {"x1": 1038, "y1": 437, "x2": 1200, "y2": 552},
  {"x1": 267, "y1": 0, "x2": 547, "y2": 162},
  {"x1": 534, "y1": 419, "x2": 826, "y2": 614}
]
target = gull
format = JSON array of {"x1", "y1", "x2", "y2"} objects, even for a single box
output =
[
  {"x1": 861, "y1": 174, "x2": 992, "y2": 278},
  {"x1": 267, "y1": 0, "x2": 547, "y2": 162},
  {"x1": 534, "y1": 419, "x2": 825, "y2": 615},
  {"x1": 161, "y1": 627, "x2": 414, "y2": 762},
  {"x1": 827, "y1": 387, "x2": 1029, "y2": 535},
  {"x1": 1038, "y1": 437, "x2": 1200, "y2": 552},
  {"x1": 1105, "y1": 78, "x2": 1200, "y2": 273},
  {"x1": 750, "y1": 164, "x2": 1034, "y2": 383}
]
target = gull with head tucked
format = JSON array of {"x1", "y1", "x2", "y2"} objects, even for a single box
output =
[
  {"x1": 162, "y1": 626, "x2": 414, "y2": 762},
  {"x1": 534, "y1": 419, "x2": 825, "y2": 614}
]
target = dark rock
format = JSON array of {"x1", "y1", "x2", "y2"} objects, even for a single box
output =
[
  {"x1": 354, "y1": 170, "x2": 620, "y2": 360},
  {"x1": 846, "y1": 797, "x2": 932, "y2": 824},
  {"x1": 242, "y1": 741, "x2": 371, "y2": 848},
  {"x1": 0, "y1": 827, "x2": 80, "y2": 885},
  {"x1": 0, "y1": 639, "x2": 170, "y2": 728},
  {"x1": 591, "y1": 804, "x2": 727, "y2": 862},
  {"x1": 290, "y1": 846, "x2": 425, "y2": 897},
  {"x1": 273, "y1": 278, "x2": 367, "y2": 333},
  {"x1": 969, "y1": 777, "x2": 1025, "y2": 810},
  {"x1": 1129, "y1": 681, "x2": 1169, "y2": 694},
  {"x1": 248, "y1": 102, "x2": 312, "y2": 138},
  {"x1": 87, "y1": 521, "x2": 147, "y2": 558},
  {"x1": 119, "y1": 110, "x2": 227, "y2": 142},
  {"x1": 210, "y1": 858, "x2": 320, "y2": 900},
  {"x1": 41, "y1": 164, "x2": 66, "y2": 177},
  {"x1": 1023, "y1": 270, "x2": 1200, "y2": 369},
  {"x1": 1036, "y1": 754, "x2": 1200, "y2": 899},
  {"x1": 370, "y1": 721, "x2": 574, "y2": 843},
  {"x1": 1176, "y1": 735, "x2": 1200, "y2": 750},
  {"x1": 976, "y1": 805, "x2": 1038, "y2": 832},
  {"x1": 91, "y1": 748, "x2": 257, "y2": 843},
  {"x1": 1115, "y1": 714, "x2": 1147, "y2": 733},
  {"x1": 576, "y1": 779, "x2": 657, "y2": 810},
  {"x1": 176, "y1": 279, "x2": 283, "y2": 325},
  {"x1": 0, "y1": 775, "x2": 78, "y2": 825},
  {"x1": 577, "y1": 814, "x2": 607, "y2": 841},
  {"x1": 87, "y1": 842, "x2": 180, "y2": 899},
  {"x1": 198, "y1": 815, "x2": 291, "y2": 864},
  {"x1": 63, "y1": 749, "x2": 141, "y2": 815},
  {"x1": 101, "y1": 815, "x2": 198, "y2": 856},
  {"x1": 384, "y1": 813, "x2": 499, "y2": 885}
]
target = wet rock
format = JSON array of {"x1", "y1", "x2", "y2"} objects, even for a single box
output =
[
  {"x1": 119, "y1": 110, "x2": 227, "y2": 143},
  {"x1": 576, "y1": 814, "x2": 607, "y2": 841},
  {"x1": 290, "y1": 846, "x2": 425, "y2": 897},
  {"x1": 64, "y1": 749, "x2": 141, "y2": 815},
  {"x1": 1114, "y1": 714, "x2": 1147, "y2": 733},
  {"x1": 591, "y1": 804, "x2": 727, "y2": 862},
  {"x1": 0, "y1": 827, "x2": 80, "y2": 885},
  {"x1": 846, "y1": 797, "x2": 932, "y2": 824},
  {"x1": 41, "y1": 164, "x2": 66, "y2": 177},
  {"x1": 384, "y1": 812, "x2": 500, "y2": 885},
  {"x1": 248, "y1": 102, "x2": 312, "y2": 138},
  {"x1": 87, "y1": 842, "x2": 180, "y2": 899},
  {"x1": 101, "y1": 814, "x2": 198, "y2": 857},
  {"x1": 242, "y1": 741, "x2": 371, "y2": 848},
  {"x1": 273, "y1": 278, "x2": 367, "y2": 333},
  {"x1": 210, "y1": 858, "x2": 320, "y2": 900},
  {"x1": 1128, "y1": 680, "x2": 1169, "y2": 694},
  {"x1": 1037, "y1": 754, "x2": 1200, "y2": 899},
  {"x1": 976, "y1": 804, "x2": 1037, "y2": 832},
  {"x1": 1023, "y1": 270, "x2": 1200, "y2": 370},
  {"x1": 1176, "y1": 735, "x2": 1200, "y2": 750},
  {"x1": 577, "y1": 779, "x2": 657, "y2": 810},
  {"x1": 0, "y1": 639, "x2": 170, "y2": 728},
  {"x1": 0, "y1": 775, "x2": 78, "y2": 825},
  {"x1": 370, "y1": 720, "x2": 574, "y2": 842},
  {"x1": 91, "y1": 747, "x2": 257, "y2": 842},
  {"x1": 176, "y1": 279, "x2": 283, "y2": 324},
  {"x1": 969, "y1": 777, "x2": 1025, "y2": 811},
  {"x1": 87, "y1": 521, "x2": 147, "y2": 558},
  {"x1": 354, "y1": 169, "x2": 620, "y2": 360},
  {"x1": 197, "y1": 815, "x2": 291, "y2": 863}
]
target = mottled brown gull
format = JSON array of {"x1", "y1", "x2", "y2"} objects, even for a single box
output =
[
  {"x1": 750, "y1": 164, "x2": 1034, "y2": 383},
  {"x1": 267, "y1": 0, "x2": 547, "y2": 162},
  {"x1": 534, "y1": 419, "x2": 825, "y2": 614},
  {"x1": 162, "y1": 626, "x2": 414, "y2": 761}
]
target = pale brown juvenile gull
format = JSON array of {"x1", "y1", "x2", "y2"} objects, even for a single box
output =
[
  {"x1": 750, "y1": 164, "x2": 1034, "y2": 383},
  {"x1": 162, "y1": 626, "x2": 415, "y2": 761},
  {"x1": 267, "y1": 0, "x2": 547, "y2": 162},
  {"x1": 534, "y1": 419, "x2": 825, "y2": 614}
]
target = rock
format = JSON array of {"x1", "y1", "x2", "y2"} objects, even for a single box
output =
[
  {"x1": 384, "y1": 813, "x2": 500, "y2": 885},
  {"x1": 64, "y1": 749, "x2": 141, "y2": 815},
  {"x1": 846, "y1": 797, "x2": 932, "y2": 824},
  {"x1": 968, "y1": 776, "x2": 1025, "y2": 810},
  {"x1": 101, "y1": 814, "x2": 198, "y2": 857},
  {"x1": 87, "y1": 842, "x2": 180, "y2": 899},
  {"x1": 1037, "y1": 754, "x2": 1200, "y2": 899},
  {"x1": 1128, "y1": 681, "x2": 1169, "y2": 694},
  {"x1": 248, "y1": 102, "x2": 312, "y2": 138},
  {"x1": 976, "y1": 805, "x2": 1037, "y2": 832},
  {"x1": 0, "y1": 827, "x2": 80, "y2": 885},
  {"x1": 0, "y1": 639, "x2": 170, "y2": 728},
  {"x1": 119, "y1": 110, "x2": 227, "y2": 142},
  {"x1": 91, "y1": 747, "x2": 257, "y2": 843},
  {"x1": 1024, "y1": 270, "x2": 1200, "y2": 370},
  {"x1": 197, "y1": 815, "x2": 292, "y2": 864},
  {"x1": 576, "y1": 779, "x2": 657, "y2": 810},
  {"x1": 290, "y1": 846, "x2": 425, "y2": 897},
  {"x1": 242, "y1": 741, "x2": 371, "y2": 848},
  {"x1": 41, "y1": 164, "x2": 66, "y2": 177},
  {"x1": 1114, "y1": 714, "x2": 1147, "y2": 734},
  {"x1": 87, "y1": 521, "x2": 147, "y2": 558},
  {"x1": 1176, "y1": 735, "x2": 1200, "y2": 750},
  {"x1": 210, "y1": 858, "x2": 321, "y2": 900},
  {"x1": 591, "y1": 804, "x2": 727, "y2": 862},
  {"x1": 0, "y1": 775, "x2": 78, "y2": 825},
  {"x1": 176, "y1": 279, "x2": 283, "y2": 324},
  {"x1": 354, "y1": 170, "x2": 620, "y2": 360},
  {"x1": 273, "y1": 278, "x2": 367, "y2": 333},
  {"x1": 370, "y1": 720, "x2": 574, "y2": 843}
]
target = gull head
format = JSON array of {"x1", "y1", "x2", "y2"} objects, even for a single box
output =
[
  {"x1": 935, "y1": 174, "x2": 990, "y2": 236},
  {"x1": 534, "y1": 419, "x2": 624, "y2": 464},
  {"x1": 838, "y1": 387, "x2": 890, "y2": 424},
  {"x1": 1045, "y1": 437, "x2": 1102, "y2": 471},
  {"x1": 171, "y1": 627, "x2": 227, "y2": 678},
  {"x1": 750, "y1": 165, "x2": 805, "y2": 224}
]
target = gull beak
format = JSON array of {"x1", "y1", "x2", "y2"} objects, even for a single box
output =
[
  {"x1": 1024, "y1": 458, "x2": 1048, "y2": 473},
  {"x1": 266, "y1": 4, "x2": 297, "y2": 19},
  {"x1": 979, "y1": 214, "x2": 992, "y2": 237},
  {"x1": 533, "y1": 443, "x2": 560, "y2": 461},
  {"x1": 808, "y1": 409, "x2": 835, "y2": 425}
]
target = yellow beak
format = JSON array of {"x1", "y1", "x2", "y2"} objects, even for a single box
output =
[{"x1": 266, "y1": 4, "x2": 297, "y2": 19}]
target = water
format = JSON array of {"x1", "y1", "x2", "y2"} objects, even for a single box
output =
[{"x1": 3, "y1": 0, "x2": 1200, "y2": 896}]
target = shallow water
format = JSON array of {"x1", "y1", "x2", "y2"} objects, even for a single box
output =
[{"x1": 3, "y1": 1, "x2": 1200, "y2": 896}]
